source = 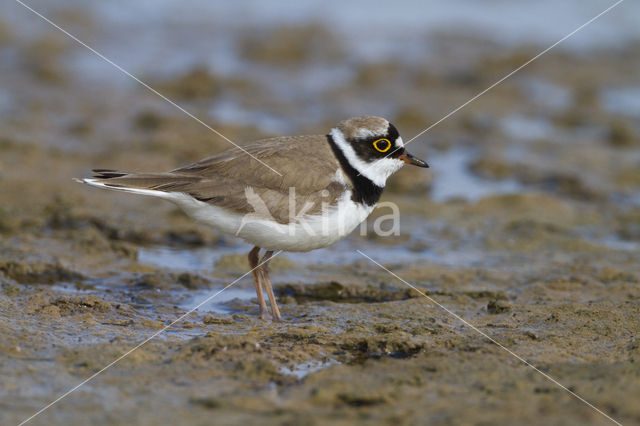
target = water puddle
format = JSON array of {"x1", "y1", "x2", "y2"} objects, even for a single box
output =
[
  {"x1": 209, "y1": 100, "x2": 292, "y2": 135},
  {"x1": 137, "y1": 235, "x2": 484, "y2": 276},
  {"x1": 518, "y1": 77, "x2": 572, "y2": 112},
  {"x1": 50, "y1": 284, "x2": 94, "y2": 294},
  {"x1": 429, "y1": 148, "x2": 522, "y2": 202},
  {"x1": 602, "y1": 86, "x2": 640, "y2": 118},
  {"x1": 137, "y1": 245, "x2": 247, "y2": 271},
  {"x1": 178, "y1": 287, "x2": 257, "y2": 314},
  {"x1": 593, "y1": 236, "x2": 640, "y2": 252},
  {"x1": 0, "y1": 88, "x2": 13, "y2": 115},
  {"x1": 500, "y1": 114, "x2": 555, "y2": 141},
  {"x1": 280, "y1": 358, "x2": 339, "y2": 379}
]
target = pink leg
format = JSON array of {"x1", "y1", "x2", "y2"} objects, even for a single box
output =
[
  {"x1": 259, "y1": 250, "x2": 282, "y2": 321},
  {"x1": 248, "y1": 246, "x2": 269, "y2": 320}
]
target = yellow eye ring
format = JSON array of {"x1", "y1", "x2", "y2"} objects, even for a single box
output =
[{"x1": 373, "y1": 138, "x2": 391, "y2": 153}]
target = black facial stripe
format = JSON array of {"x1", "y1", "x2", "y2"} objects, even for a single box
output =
[
  {"x1": 386, "y1": 123, "x2": 400, "y2": 145},
  {"x1": 326, "y1": 134, "x2": 384, "y2": 206},
  {"x1": 385, "y1": 123, "x2": 403, "y2": 158}
]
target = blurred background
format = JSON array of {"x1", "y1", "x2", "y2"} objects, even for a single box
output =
[
  {"x1": 1, "y1": 1, "x2": 639, "y2": 424},
  {"x1": 1, "y1": 0, "x2": 639, "y2": 210}
]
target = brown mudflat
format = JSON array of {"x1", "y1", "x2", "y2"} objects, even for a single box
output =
[{"x1": 1, "y1": 5, "x2": 639, "y2": 425}]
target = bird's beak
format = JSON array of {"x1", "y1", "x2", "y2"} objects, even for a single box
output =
[{"x1": 399, "y1": 152, "x2": 429, "y2": 168}]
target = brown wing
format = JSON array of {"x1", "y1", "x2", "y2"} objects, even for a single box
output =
[
  {"x1": 90, "y1": 135, "x2": 346, "y2": 223},
  {"x1": 173, "y1": 135, "x2": 339, "y2": 192}
]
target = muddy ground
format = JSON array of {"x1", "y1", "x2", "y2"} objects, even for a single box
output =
[{"x1": 1, "y1": 3, "x2": 640, "y2": 425}]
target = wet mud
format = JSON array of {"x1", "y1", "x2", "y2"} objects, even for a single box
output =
[{"x1": 1, "y1": 3, "x2": 640, "y2": 425}]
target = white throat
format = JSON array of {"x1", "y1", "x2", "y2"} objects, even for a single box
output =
[{"x1": 329, "y1": 128, "x2": 404, "y2": 187}]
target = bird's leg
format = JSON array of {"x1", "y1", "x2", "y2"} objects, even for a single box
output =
[
  {"x1": 259, "y1": 250, "x2": 282, "y2": 321},
  {"x1": 248, "y1": 246, "x2": 269, "y2": 320}
]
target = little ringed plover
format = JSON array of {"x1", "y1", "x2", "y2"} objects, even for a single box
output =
[{"x1": 79, "y1": 116, "x2": 428, "y2": 321}]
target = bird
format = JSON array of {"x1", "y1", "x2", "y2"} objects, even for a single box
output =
[{"x1": 78, "y1": 116, "x2": 428, "y2": 321}]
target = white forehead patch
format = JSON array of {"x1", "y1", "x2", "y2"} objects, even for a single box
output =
[
  {"x1": 395, "y1": 136, "x2": 404, "y2": 148},
  {"x1": 355, "y1": 128, "x2": 380, "y2": 139}
]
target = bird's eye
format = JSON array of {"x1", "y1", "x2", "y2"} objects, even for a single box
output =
[{"x1": 372, "y1": 138, "x2": 391, "y2": 153}]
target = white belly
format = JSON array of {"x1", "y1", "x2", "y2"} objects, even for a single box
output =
[{"x1": 171, "y1": 191, "x2": 374, "y2": 252}]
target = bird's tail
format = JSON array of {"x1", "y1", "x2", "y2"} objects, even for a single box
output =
[{"x1": 76, "y1": 169, "x2": 200, "y2": 198}]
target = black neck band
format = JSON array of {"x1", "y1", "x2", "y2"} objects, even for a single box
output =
[{"x1": 326, "y1": 134, "x2": 384, "y2": 206}]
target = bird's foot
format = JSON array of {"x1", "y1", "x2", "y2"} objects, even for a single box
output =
[{"x1": 259, "y1": 309, "x2": 271, "y2": 321}]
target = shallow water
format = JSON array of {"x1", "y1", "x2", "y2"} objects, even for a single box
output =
[
  {"x1": 138, "y1": 245, "x2": 248, "y2": 272},
  {"x1": 180, "y1": 287, "x2": 258, "y2": 314},
  {"x1": 602, "y1": 86, "x2": 640, "y2": 118},
  {"x1": 429, "y1": 148, "x2": 523, "y2": 202},
  {"x1": 280, "y1": 358, "x2": 340, "y2": 379},
  {"x1": 500, "y1": 114, "x2": 556, "y2": 141}
]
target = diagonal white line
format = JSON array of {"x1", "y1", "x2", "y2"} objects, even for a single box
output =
[
  {"x1": 18, "y1": 250, "x2": 283, "y2": 426},
  {"x1": 403, "y1": 0, "x2": 624, "y2": 147},
  {"x1": 356, "y1": 249, "x2": 622, "y2": 426},
  {"x1": 354, "y1": 0, "x2": 624, "y2": 179},
  {"x1": 14, "y1": 0, "x2": 283, "y2": 177}
]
